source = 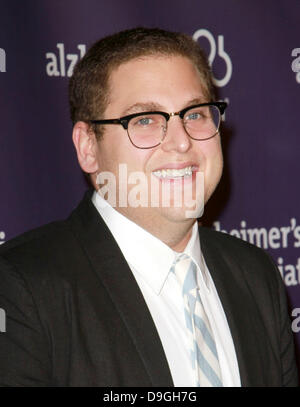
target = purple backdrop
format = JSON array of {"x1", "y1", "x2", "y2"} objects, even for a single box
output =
[{"x1": 1, "y1": 0, "x2": 300, "y2": 377}]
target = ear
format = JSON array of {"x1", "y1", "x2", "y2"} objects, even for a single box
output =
[{"x1": 72, "y1": 121, "x2": 99, "y2": 174}]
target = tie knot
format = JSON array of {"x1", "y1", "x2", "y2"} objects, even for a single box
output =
[{"x1": 173, "y1": 254, "x2": 198, "y2": 295}]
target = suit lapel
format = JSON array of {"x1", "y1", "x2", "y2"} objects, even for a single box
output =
[
  {"x1": 199, "y1": 227, "x2": 270, "y2": 386},
  {"x1": 68, "y1": 192, "x2": 173, "y2": 386},
  {"x1": 67, "y1": 192, "x2": 271, "y2": 386}
]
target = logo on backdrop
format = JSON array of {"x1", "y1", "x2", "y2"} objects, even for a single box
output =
[
  {"x1": 291, "y1": 48, "x2": 300, "y2": 84},
  {"x1": 46, "y1": 43, "x2": 86, "y2": 77},
  {"x1": 192, "y1": 29, "x2": 232, "y2": 88},
  {"x1": 0, "y1": 230, "x2": 7, "y2": 332},
  {"x1": 214, "y1": 219, "x2": 300, "y2": 287},
  {"x1": 0, "y1": 231, "x2": 6, "y2": 245},
  {"x1": 0, "y1": 48, "x2": 6, "y2": 72}
]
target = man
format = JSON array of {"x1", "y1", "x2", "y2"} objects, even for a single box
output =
[{"x1": 0, "y1": 27, "x2": 298, "y2": 386}]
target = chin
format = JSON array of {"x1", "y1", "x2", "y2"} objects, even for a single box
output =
[{"x1": 158, "y1": 205, "x2": 203, "y2": 223}]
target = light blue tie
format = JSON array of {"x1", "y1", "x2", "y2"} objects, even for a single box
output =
[{"x1": 172, "y1": 253, "x2": 223, "y2": 387}]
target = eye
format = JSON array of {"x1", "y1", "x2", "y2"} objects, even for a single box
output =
[
  {"x1": 185, "y1": 111, "x2": 204, "y2": 121},
  {"x1": 133, "y1": 116, "x2": 154, "y2": 126}
]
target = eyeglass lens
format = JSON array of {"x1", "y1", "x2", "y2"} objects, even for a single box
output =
[{"x1": 127, "y1": 105, "x2": 221, "y2": 148}]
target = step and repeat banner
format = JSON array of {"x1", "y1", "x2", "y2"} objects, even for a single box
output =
[{"x1": 1, "y1": 0, "x2": 300, "y2": 378}]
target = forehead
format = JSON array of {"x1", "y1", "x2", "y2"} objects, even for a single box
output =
[{"x1": 106, "y1": 55, "x2": 209, "y2": 113}]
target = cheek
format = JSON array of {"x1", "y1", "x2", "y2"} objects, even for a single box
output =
[
  {"x1": 130, "y1": 148, "x2": 157, "y2": 173},
  {"x1": 97, "y1": 136, "x2": 154, "y2": 175},
  {"x1": 201, "y1": 139, "x2": 223, "y2": 179},
  {"x1": 210, "y1": 141, "x2": 223, "y2": 170},
  {"x1": 196, "y1": 137, "x2": 223, "y2": 166}
]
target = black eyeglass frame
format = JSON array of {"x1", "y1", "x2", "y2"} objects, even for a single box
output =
[{"x1": 90, "y1": 101, "x2": 227, "y2": 149}]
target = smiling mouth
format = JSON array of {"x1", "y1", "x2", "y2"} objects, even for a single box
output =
[{"x1": 152, "y1": 166, "x2": 197, "y2": 179}]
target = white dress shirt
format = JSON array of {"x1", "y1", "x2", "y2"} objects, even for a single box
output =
[{"x1": 92, "y1": 191, "x2": 241, "y2": 387}]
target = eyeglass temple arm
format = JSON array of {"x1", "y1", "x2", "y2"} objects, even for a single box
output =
[
  {"x1": 215, "y1": 101, "x2": 227, "y2": 115},
  {"x1": 90, "y1": 118, "x2": 129, "y2": 129}
]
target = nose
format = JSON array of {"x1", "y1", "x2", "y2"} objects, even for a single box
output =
[{"x1": 160, "y1": 115, "x2": 192, "y2": 153}]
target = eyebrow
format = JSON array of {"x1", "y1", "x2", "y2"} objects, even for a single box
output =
[
  {"x1": 121, "y1": 97, "x2": 208, "y2": 117},
  {"x1": 121, "y1": 102, "x2": 165, "y2": 116}
]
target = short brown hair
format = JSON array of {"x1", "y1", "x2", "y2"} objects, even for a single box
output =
[{"x1": 69, "y1": 27, "x2": 215, "y2": 137}]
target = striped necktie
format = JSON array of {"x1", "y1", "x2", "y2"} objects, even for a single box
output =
[{"x1": 172, "y1": 253, "x2": 223, "y2": 387}]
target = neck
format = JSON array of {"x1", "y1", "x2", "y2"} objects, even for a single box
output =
[
  {"x1": 116, "y1": 206, "x2": 196, "y2": 252},
  {"x1": 169, "y1": 229, "x2": 194, "y2": 252}
]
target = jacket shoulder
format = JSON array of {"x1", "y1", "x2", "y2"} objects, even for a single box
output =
[
  {"x1": 200, "y1": 226, "x2": 271, "y2": 257},
  {"x1": 0, "y1": 221, "x2": 66, "y2": 253},
  {"x1": 0, "y1": 220, "x2": 72, "y2": 259},
  {"x1": 0, "y1": 219, "x2": 81, "y2": 283},
  {"x1": 199, "y1": 226, "x2": 278, "y2": 279}
]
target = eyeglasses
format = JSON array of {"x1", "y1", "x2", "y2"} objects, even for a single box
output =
[{"x1": 90, "y1": 101, "x2": 227, "y2": 149}]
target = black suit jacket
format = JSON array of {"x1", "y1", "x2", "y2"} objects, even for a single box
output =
[{"x1": 0, "y1": 191, "x2": 298, "y2": 386}]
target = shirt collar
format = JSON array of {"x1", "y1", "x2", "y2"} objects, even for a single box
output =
[{"x1": 92, "y1": 191, "x2": 209, "y2": 294}]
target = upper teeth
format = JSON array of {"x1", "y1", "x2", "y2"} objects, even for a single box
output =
[{"x1": 152, "y1": 166, "x2": 193, "y2": 178}]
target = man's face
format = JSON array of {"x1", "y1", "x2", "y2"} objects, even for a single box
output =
[{"x1": 93, "y1": 55, "x2": 223, "y2": 230}]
